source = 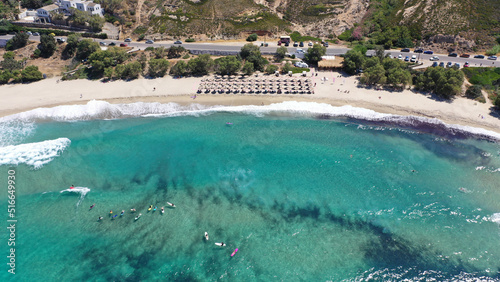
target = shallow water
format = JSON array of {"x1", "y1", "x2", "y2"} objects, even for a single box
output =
[{"x1": 1, "y1": 102, "x2": 500, "y2": 280}]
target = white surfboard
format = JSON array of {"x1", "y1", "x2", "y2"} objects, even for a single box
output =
[
  {"x1": 215, "y1": 242, "x2": 225, "y2": 247},
  {"x1": 205, "y1": 232, "x2": 209, "y2": 240}
]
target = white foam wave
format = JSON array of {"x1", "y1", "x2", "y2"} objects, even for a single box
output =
[
  {"x1": 60, "y1": 187, "x2": 90, "y2": 207},
  {"x1": 2, "y1": 100, "x2": 500, "y2": 141},
  {"x1": 0, "y1": 138, "x2": 71, "y2": 169},
  {"x1": 0, "y1": 120, "x2": 35, "y2": 147},
  {"x1": 491, "y1": 213, "x2": 500, "y2": 224}
]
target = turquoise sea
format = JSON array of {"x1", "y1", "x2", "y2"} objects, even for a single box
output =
[{"x1": 1, "y1": 101, "x2": 500, "y2": 281}]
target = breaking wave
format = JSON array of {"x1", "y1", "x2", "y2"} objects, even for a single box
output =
[
  {"x1": 1, "y1": 100, "x2": 499, "y2": 141},
  {"x1": 0, "y1": 138, "x2": 71, "y2": 169},
  {"x1": 60, "y1": 187, "x2": 91, "y2": 207}
]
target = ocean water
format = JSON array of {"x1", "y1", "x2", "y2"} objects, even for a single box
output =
[{"x1": 1, "y1": 101, "x2": 500, "y2": 281}]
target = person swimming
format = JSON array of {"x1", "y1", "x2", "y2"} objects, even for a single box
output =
[
  {"x1": 70, "y1": 185, "x2": 75, "y2": 189},
  {"x1": 120, "y1": 210, "x2": 124, "y2": 216},
  {"x1": 90, "y1": 204, "x2": 95, "y2": 209},
  {"x1": 153, "y1": 206, "x2": 157, "y2": 212}
]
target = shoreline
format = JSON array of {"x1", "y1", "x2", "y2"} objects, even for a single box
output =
[{"x1": 1, "y1": 71, "x2": 499, "y2": 135}]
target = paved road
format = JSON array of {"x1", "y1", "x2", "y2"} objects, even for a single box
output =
[{"x1": 1, "y1": 35, "x2": 497, "y2": 68}]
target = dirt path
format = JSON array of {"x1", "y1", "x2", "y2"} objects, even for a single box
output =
[{"x1": 134, "y1": 0, "x2": 145, "y2": 29}]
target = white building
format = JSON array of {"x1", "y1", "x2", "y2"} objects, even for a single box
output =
[
  {"x1": 36, "y1": 4, "x2": 60, "y2": 23},
  {"x1": 59, "y1": 0, "x2": 104, "y2": 16}
]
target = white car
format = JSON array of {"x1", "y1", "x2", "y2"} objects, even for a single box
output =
[
  {"x1": 398, "y1": 54, "x2": 402, "y2": 59},
  {"x1": 410, "y1": 55, "x2": 417, "y2": 62},
  {"x1": 294, "y1": 62, "x2": 309, "y2": 68},
  {"x1": 429, "y1": 56, "x2": 439, "y2": 61}
]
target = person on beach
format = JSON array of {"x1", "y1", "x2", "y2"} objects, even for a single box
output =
[
  {"x1": 153, "y1": 87, "x2": 156, "y2": 91},
  {"x1": 80, "y1": 94, "x2": 82, "y2": 98}
]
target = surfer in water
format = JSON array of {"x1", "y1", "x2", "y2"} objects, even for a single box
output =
[
  {"x1": 130, "y1": 208, "x2": 136, "y2": 212},
  {"x1": 112, "y1": 214, "x2": 118, "y2": 219},
  {"x1": 98, "y1": 216, "x2": 103, "y2": 221},
  {"x1": 90, "y1": 204, "x2": 95, "y2": 210},
  {"x1": 70, "y1": 185, "x2": 75, "y2": 189},
  {"x1": 120, "y1": 210, "x2": 125, "y2": 216},
  {"x1": 161, "y1": 207, "x2": 164, "y2": 214}
]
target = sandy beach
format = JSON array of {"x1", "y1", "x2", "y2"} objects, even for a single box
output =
[{"x1": 1, "y1": 70, "x2": 499, "y2": 134}]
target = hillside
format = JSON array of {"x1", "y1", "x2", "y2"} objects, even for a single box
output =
[{"x1": 101, "y1": 0, "x2": 499, "y2": 48}]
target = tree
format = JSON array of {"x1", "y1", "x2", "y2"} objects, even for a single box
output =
[
  {"x1": 88, "y1": 47, "x2": 130, "y2": 74},
  {"x1": 265, "y1": 64, "x2": 278, "y2": 75},
  {"x1": 76, "y1": 39, "x2": 100, "y2": 60},
  {"x1": 343, "y1": 50, "x2": 366, "y2": 74},
  {"x1": 6, "y1": 32, "x2": 29, "y2": 50},
  {"x1": 360, "y1": 63, "x2": 386, "y2": 85},
  {"x1": 414, "y1": 67, "x2": 464, "y2": 99},
  {"x1": 375, "y1": 45, "x2": 385, "y2": 62},
  {"x1": 246, "y1": 33, "x2": 258, "y2": 42},
  {"x1": 21, "y1": 65, "x2": 43, "y2": 82},
  {"x1": 1, "y1": 55, "x2": 23, "y2": 71},
  {"x1": 167, "y1": 46, "x2": 186, "y2": 59},
  {"x1": 465, "y1": 85, "x2": 483, "y2": 99},
  {"x1": 241, "y1": 61, "x2": 254, "y2": 75},
  {"x1": 88, "y1": 15, "x2": 105, "y2": 32},
  {"x1": 148, "y1": 58, "x2": 170, "y2": 77},
  {"x1": 187, "y1": 54, "x2": 213, "y2": 76},
  {"x1": 62, "y1": 34, "x2": 81, "y2": 59},
  {"x1": 0, "y1": 70, "x2": 13, "y2": 84},
  {"x1": 39, "y1": 34, "x2": 57, "y2": 58},
  {"x1": 495, "y1": 95, "x2": 500, "y2": 109},
  {"x1": 304, "y1": 44, "x2": 326, "y2": 65},
  {"x1": 281, "y1": 61, "x2": 292, "y2": 74},
  {"x1": 214, "y1": 56, "x2": 241, "y2": 75},
  {"x1": 103, "y1": 67, "x2": 114, "y2": 80},
  {"x1": 170, "y1": 60, "x2": 188, "y2": 77},
  {"x1": 123, "y1": 61, "x2": 142, "y2": 79},
  {"x1": 240, "y1": 43, "x2": 260, "y2": 61},
  {"x1": 275, "y1": 46, "x2": 287, "y2": 62},
  {"x1": 21, "y1": 0, "x2": 43, "y2": 9},
  {"x1": 154, "y1": 47, "x2": 167, "y2": 59},
  {"x1": 138, "y1": 53, "x2": 147, "y2": 70}
]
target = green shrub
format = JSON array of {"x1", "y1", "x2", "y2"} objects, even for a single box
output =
[
  {"x1": 145, "y1": 47, "x2": 155, "y2": 51},
  {"x1": 338, "y1": 29, "x2": 352, "y2": 41},
  {"x1": 246, "y1": 33, "x2": 258, "y2": 42},
  {"x1": 465, "y1": 85, "x2": 483, "y2": 99},
  {"x1": 185, "y1": 38, "x2": 195, "y2": 42},
  {"x1": 182, "y1": 54, "x2": 190, "y2": 59},
  {"x1": 495, "y1": 95, "x2": 500, "y2": 108}
]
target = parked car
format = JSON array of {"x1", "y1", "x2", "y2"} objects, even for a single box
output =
[
  {"x1": 308, "y1": 41, "x2": 313, "y2": 46},
  {"x1": 299, "y1": 42, "x2": 304, "y2": 47},
  {"x1": 398, "y1": 54, "x2": 403, "y2": 59},
  {"x1": 414, "y1": 49, "x2": 423, "y2": 53},
  {"x1": 124, "y1": 38, "x2": 132, "y2": 42},
  {"x1": 401, "y1": 48, "x2": 410, "y2": 52},
  {"x1": 404, "y1": 56, "x2": 410, "y2": 61},
  {"x1": 448, "y1": 53, "x2": 458, "y2": 57},
  {"x1": 56, "y1": 38, "x2": 66, "y2": 43},
  {"x1": 473, "y1": 55, "x2": 485, "y2": 59},
  {"x1": 439, "y1": 62, "x2": 445, "y2": 67},
  {"x1": 99, "y1": 41, "x2": 107, "y2": 46},
  {"x1": 432, "y1": 62, "x2": 438, "y2": 67},
  {"x1": 423, "y1": 50, "x2": 433, "y2": 54},
  {"x1": 488, "y1": 55, "x2": 498, "y2": 60},
  {"x1": 284, "y1": 42, "x2": 289, "y2": 47},
  {"x1": 26, "y1": 31, "x2": 32, "y2": 35},
  {"x1": 32, "y1": 32, "x2": 40, "y2": 36},
  {"x1": 145, "y1": 40, "x2": 154, "y2": 44},
  {"x1": 454, "y1": 63, "x2": 460, "y2": 68},
  {"x1": 294, "y1": 62, "x2": 309, "y2": 68},
  {"x1": 464, "y1": 62, "x2": 469, "y2": 67},
  {"x1": 446, "y1": 62, "x2": 453, "y2": 67},
  {"x1": 460, "y1": 54, "x2": 470, "y2": 58},
  {"x1": 410, "y1": 55, "x2": 417, "y2": 62},
  {"x1": 429, "y1": 56, "x2": 439, "y2": 61},
  {"x1": 174, "y1": 40, "x2": 182, "y2": 44},
  {"x1": 277, "y1": 41, "x2": 281, "y2": 46},
  {"x1": 120, "y1": 43, "x2": 128, "y2": 47},
  {"x1": 109, "y1": 42, "x2": 116, "y2": 46},
  {"x1": 293, "y1": 42, "x2": 298, "y2": 47},
  {"x1": 323, "y1": 42, "x2": 329, "y2": 47}
]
